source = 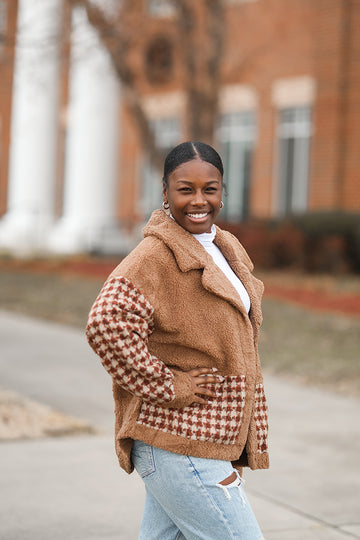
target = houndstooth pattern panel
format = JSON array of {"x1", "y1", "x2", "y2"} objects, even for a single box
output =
[
  {"x1": 254, "y1": 383, "x2": 268, "y2": 453},
  {"x1": 137, "y1": 375, "x2": 246, "y2": 445},
  {"x1": 86, "y1": 276, "x2": 176, "y2": 404}
]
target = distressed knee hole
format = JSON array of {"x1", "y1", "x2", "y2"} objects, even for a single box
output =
[
  {"x1": 216, "y1": 470, "x2": 246, "y2": 504},
  {"x1": 219, "y1": 471, "x2": 238, "y2": 486}
]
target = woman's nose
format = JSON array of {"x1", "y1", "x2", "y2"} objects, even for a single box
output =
[{"x1": 192, "y1": 190, "x2": 206, "y2": 205}]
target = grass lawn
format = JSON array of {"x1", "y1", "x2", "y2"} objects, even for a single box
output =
[
  {"x1": 259, "y1": 298, "x2": 360, "y2": 397},
  {"x1": 1, "y1": 269, "x2": 359, "y2": 398},
  {"x1": 0, "y1": 271, "x2": 104, "y2": 330}
]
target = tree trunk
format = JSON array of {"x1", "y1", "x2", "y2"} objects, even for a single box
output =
[{"x1": 67, "y1": 0, "x2": 226, "y2": 168}]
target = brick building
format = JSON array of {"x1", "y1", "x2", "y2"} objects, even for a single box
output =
[{"x1": 0, "y1": 0, "x2": 359, "y2": 254}]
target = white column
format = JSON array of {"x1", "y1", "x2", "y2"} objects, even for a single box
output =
[
  {"x1": 0, "y1": 0, "x2": 62, "y2": 253},
  {"x1": 50, "y1": 5, "x2": 122, "y2": 254}
]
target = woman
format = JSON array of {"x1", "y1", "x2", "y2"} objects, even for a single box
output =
[{"x1": 87, "y1": 141, "x2": 269, "y2": 539}]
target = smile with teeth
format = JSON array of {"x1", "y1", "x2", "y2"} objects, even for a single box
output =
[{"x1": 187, "y1": 212, "x2": 209, "y2": 219}]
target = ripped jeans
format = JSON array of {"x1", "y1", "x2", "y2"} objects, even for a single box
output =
[{"x1": 131, "y1": 440, "x2": 265, "y2": 540}]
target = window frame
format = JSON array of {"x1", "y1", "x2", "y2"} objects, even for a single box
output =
[
  {"x1": 217, "y1": 110, "x2": 257, "y2": 222},
  {"x1": 275, "y1": 106, "x2": 312, "y2": 217}
]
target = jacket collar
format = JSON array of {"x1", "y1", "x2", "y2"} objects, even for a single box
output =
[
  {"x1": 143, "y1": 210, "x2": 213, "y2": 272},
  {"x1": 143, "y1": 210, "x2": 262, "y2": 324},
  {"x1": 143, "y1": 210, "x2": 253, "y2": 271}
]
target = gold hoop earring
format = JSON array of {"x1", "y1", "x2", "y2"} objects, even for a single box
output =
[
  {"x1": 162, "y1": 201, "x2": 170, "y2": 210},
  {"x1": 220, "y1": 201, "x2": 224, "y2": 209}
]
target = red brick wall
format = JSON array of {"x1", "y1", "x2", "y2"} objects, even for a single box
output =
[
  {"x1": 341, "y1": 0, "x2": 360, "y2": 210},
  {"x1": 226, "y1": 0, "x2": 317, "y2": 217},
  {"x1": 120, "y1": 0, "x2": 320, "y2": 220},
  {"x1": 0, "y1": 0, "x2": 17, "y2": 217},
  {"x1": 310, "y1": 0, "x2": 346, "y2": 209}
]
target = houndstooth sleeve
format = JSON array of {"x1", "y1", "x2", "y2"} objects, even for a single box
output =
[{"x1": 86, "y1": 276, "x2": 195, "y2": 407}]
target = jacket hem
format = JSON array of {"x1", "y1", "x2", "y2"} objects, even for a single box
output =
[{"x1": 115, "y1": 423, "x2": 269, "y2": 474}]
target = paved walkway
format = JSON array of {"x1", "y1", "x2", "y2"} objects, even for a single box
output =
[{"x1": 0, "y1": 309, "x2": 359, "y2": 540}]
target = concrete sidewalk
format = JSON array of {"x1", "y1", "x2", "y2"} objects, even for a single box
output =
[{"x1": 1, "y1": 310, "x2": 359, "y2": 539}]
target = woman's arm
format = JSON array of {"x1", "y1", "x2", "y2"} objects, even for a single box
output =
[{"x1": 86, "y1": 276, "x2": 220, "y2": 408}]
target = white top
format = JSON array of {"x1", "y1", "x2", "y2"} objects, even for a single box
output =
[{"x1": 192, "y1": 225, "x2": 251, "y2": 313}]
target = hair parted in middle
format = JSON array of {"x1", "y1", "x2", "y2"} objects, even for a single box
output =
[{"x1": 162, "y1": 141, "x2": 224, "y2": 187}]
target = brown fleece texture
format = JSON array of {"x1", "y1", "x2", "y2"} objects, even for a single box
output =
[{"x1": 87, "y1": 209, "x2": 269, "y2": 474}]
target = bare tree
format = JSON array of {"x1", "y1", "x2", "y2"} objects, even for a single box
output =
[
  {"x1": 177, "y1": 0, "x2": 225, "y2": 143},
  {"x1": 67, "y1": 0, "x2": 226, "y2": 171}
]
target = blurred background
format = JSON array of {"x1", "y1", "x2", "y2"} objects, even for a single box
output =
[
  {"x1": 0, "y1": 0, "x2": 359, "y2": 262},
  {"x1": 0, "y1": 0, "x2": 359, "y2": 392},
  {"x1": 0, "y1": 0, "x2": 359, "y2": 391},
  {"x1": 0, "y1": 0, "x2": 359, "y2": 385},
  {"x1": 0, "y1": 2, "x2": 360, "y2": 538}
]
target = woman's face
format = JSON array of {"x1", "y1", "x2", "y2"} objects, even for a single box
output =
[{"x1": 163, "y1": 158, "x2": 223, "y2": 234}]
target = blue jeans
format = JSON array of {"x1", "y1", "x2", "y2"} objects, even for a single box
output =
[{"x1": 131, "y1": 440, "x2": 265, "y2": 540}]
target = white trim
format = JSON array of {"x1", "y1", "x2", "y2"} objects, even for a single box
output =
[
  {"x1": 272, "y1": 76, "x2": 316, "y2": 108},
  {"x1": 143, "y1": 91, "x2": 185, "y2": 118},
  {"x1": 220, "y1": 84, "x2": 257, "y2": 113},
  {"x1": 227, "y1": 0, "x2": 258, "y2": 4}
]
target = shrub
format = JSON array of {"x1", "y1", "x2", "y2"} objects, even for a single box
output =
[{"x1": 218, "y1": 211, "x2": 360, "y2": 273}]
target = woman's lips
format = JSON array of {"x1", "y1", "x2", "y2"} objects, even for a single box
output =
[{"x1": 186, "y1": 212, "x2": 210, "y2": 223}]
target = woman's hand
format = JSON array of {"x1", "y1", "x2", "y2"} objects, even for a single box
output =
[{"x1": 186, "y1": 367, "x2": 225, "y2": 404}]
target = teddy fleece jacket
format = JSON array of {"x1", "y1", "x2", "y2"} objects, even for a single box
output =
[{"x1": 86, "y1": 209, "x2": 269, "y2": 474}]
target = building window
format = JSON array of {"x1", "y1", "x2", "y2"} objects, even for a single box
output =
[
  {"x1": 141, "y1": 117, "x2": 180, "y2": 217},
  {"x1": 218, "y1": 111, "x2": 256, "y2": 221},
  {"x1": 147, "y1": 0, "x2": 175, "y2": 17},
  {"x1": 276, "y1": 106, "x2": 312, "y2": 216}
]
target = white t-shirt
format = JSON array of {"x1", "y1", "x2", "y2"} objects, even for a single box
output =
[{"x1": 192, "y1": 225, "x2": 251, "y2": 313}]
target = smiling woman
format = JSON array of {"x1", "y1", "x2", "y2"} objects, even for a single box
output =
[
  {"x1": 163, "y1": 157, "x2": 223, "y2": 234},
  {"x1": 162, "y1": 141, "x2": 225, "y2": 234},
  {"x1": 86, "y1": 141, "x2": 268, "y2": 539}
]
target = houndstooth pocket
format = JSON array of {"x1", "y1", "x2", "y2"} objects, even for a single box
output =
[{"x1": 137, "y1": 375, "x2": 246, "y2": 445}]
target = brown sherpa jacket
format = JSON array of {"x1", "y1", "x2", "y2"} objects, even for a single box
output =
[{"x1": 86, "y1": 209, "x2": 269, "y2": 474}]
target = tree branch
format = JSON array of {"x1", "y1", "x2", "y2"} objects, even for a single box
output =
[
  {"x1": 66, "y1": 0, "x2": 164, "y2": 171},
  {"x1": 66, "y1": 0, "x2": 226, "y2": 163},
  {"x1": 176, "y1": 0, "x2": 225, "y2": 143}
]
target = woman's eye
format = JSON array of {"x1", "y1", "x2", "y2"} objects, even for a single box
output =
[{"x1": 179, "y1": 187, "x2": 192, "y2": 192}]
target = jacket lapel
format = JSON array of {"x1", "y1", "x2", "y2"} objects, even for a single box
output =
[
  {"x1": 201, "y1": 262, "x2": 249, "y2": 317},
  {"x1": 214, "y1": 227, "x2": 263, "y2": 329},
  {"x1": 143, "y1": 210, "x2": 263, "y2": 326}
]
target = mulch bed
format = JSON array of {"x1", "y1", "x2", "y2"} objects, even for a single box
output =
[
  {"x1": 264, "y1": 284, "x2": 360, "y2": 317},
  {"x1": 0, "y1": 257, "x2": 119, "y2": 280}
]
